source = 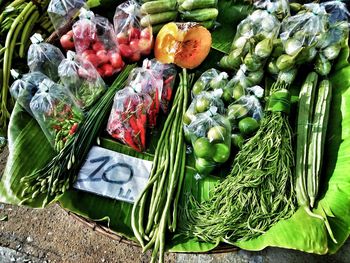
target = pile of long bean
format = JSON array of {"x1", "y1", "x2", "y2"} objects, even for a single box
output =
[
  {"x1": 0, "y1": 0, "x2": 53, "y2": 131},
  {"x1": 181, "y1": 80, "x2": 296, "y2": 243},
  {"x1": 131, "y1": 69, "x2": 189, "y2": 263},
  {"x1": 19, "y1": 65, "x2": 135, "y2": 207}
]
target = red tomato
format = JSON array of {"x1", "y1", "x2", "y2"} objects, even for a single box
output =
[
  {"x1": 101, "y1": 64, "x2": 114, "y2": 77},
  {"x1": 116, "y1": 32, "x2": 129, "y2": 45},
  {"x1": 66, "y1": 30, "x2": 74, "y2": 38},
  {"x1": 140, "y1": 28, "x2": 152, "y2": 40},
  {"x1": 119, "y1": 44, "x2": 133, "y2": 58},
  {"x1": 81, "y1": 50, "x2": 94, "y2": 59},
  {"x1": 129, "y1": 39, "x2": 140, "y2": 52},
  {"x1": 60, "y1": 34, "x2": 75, "y2": 50},
  {"x1": 92, "y1": 41, "x2": 105, "y2": 52},
  {"x1": 96, "y1": 50, "x2": 109, "y2": 64},
  {"x1": 109, "y1": 52, "x2": 123, "y2": 69},
  {"x1": 128, "y1": 27, "x2": 140, "y2": 40},
  {"x1": 129, "y1": 52, "x2": 141, "y2": 62},
  {"x1": 86, "y1": 53, "x2": 100, "y2": 67},
  {"x1": 138, "y1": 38, "x2": 152, "y2": 55}
]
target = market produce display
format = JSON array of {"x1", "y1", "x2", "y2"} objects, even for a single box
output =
[{"x1": 1, "y1": 0, "x2": 350, "y2": 262}]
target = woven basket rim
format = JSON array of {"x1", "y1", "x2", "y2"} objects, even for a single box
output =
[{"x1": 63, "y1": 207, "x2": 238, "y2": 254}]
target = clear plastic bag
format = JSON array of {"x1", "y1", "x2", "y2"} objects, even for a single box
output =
[
  {"x1": 280, "y1": 5, "x2": 328, "y2": 50},
  {"x1": 27, "y1": 34, "x2": 65, "y2": 81},
  {"x1": 106, "y1": 87, "x2": 152, "y2": 152},
  {"x1": 142, "y1": 58, "x2": 177, "y2": 113},
  {"x1": 192, "y1": 68, "x2": 228, "y2": 96},
  {"x1": 58, "y1": 51, "x2": 106, "y2": 109},
  {"x1": 72, "y1": 8, "x2": 124, "y2": 77},
  {"x1": 10, "y1": 70, "x2": 49, "y2": 116},
  {"x1": 254, "y1": 0, "x2": 290, "y2": 19},
  {"x1": 30, "y1": 79, "x2": 84, "y2": 152},
  {"x1": 183, "y1": 90, "x2": 225, "y2": 126},
  {"x1": 227, "y1": 95, "x2": 263, "y2": 123},
  {"x1": 220, "y1": 10, "x2": 280, "y2": 70},
  {"x1": 321, "y1": 1, "x2": 350, "y2": 24},
  {"x1": 48, "y1": 0, "x2": 85, "y2": 31},
  {"x1": 186, "y1": 110, "x2": 231, "y2": 177},
  {"x1": 114, "y1": 0, "x2": 153, "y2": 62},
  {"x1": 127, "y1": 68, "x2": 163, "y2": 127}
]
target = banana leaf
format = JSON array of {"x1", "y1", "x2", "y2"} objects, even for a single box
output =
[{"x1": 2, "y1": 0, "x2": 350, "y2": 255}]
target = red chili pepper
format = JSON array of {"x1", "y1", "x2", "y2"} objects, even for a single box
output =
[
  {"x1": 123, "y1": 130, "x2": 141, "y2": 152},
  {"x1": 129, "y1": 115, "x2": 140, "y2": 134},
  {"x1": 164, "y1": 75, "x2": 174, "y2": 85},
  {"x1": 136, "y1": 112, "x2": 147, "y2": 149},
  {"x1": 166, "y1": 86, "x2": 172, "y2": 101},
  {"x1": 69, "y1": 123, "x2": 79, "y2": 135}
]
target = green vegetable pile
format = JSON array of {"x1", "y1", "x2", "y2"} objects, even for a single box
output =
[
  {"x1": 2, "y1": 0, "x2": 350, "y2": 261},
  {"x1": 140, "y1": 0, "x2": 219, "y2": 33}
]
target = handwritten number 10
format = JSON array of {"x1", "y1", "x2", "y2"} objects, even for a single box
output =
[{"x1": 77, "y1": 155, "x2": 134, "y2": 184}]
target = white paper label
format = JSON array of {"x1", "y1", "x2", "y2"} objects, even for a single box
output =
[{"x1": 74, "y1": 146, "x2": 152, "y2": 203}]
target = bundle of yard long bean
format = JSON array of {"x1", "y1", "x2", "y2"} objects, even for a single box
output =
[
  {"x1": 19, "y1": 65, "x2": 135, "y2": 207},
  {"x1": 0, "y1": 0, "x2": 53, "y2": 132},
  {"x1": 131, "y1": 69, "x2": 190, "y2": 263},
  {"x1": 181, "y1": 79, "x2": 296, "y2": 243}
]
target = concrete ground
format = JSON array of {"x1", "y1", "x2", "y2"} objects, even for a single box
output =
[{"x1": 0, "y1": 147, "x2": 349, "y2": 263}]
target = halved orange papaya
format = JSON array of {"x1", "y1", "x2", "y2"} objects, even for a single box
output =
[
  {"x1": 174, "y1": 26, "x2": 212, "y2": 69},
  {"x1": 154, "y1": 23, "x2": 212, "y2": 69}
]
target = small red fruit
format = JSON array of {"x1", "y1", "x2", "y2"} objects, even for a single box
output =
[
  {"x1": 119, "y1": 44, "x2": 133, "y2": 58},
  {"x1": 116, "y1": 32, "x2": 129, "y2": 45},
  {"x1": 60, "y1": 34, "x2": 75, "y2": 50},
  {"x1": 138, "y1": 38, "x2": 152, "y2": 55},
  {"x1": 109, "y1": 52, "x2": 123, "y2": 69},
  {"x1": 81, "y1": 50, "x2": 94, "y2": 59},
  {"x1": 96, "y1": 50, "x2": 109, "y2": 64},
  {"x1": 66, "y1": 30, "x2": 74, "y2": 37},
  {"x1": 92, "y1": 41, "x2": 105, "y2": 52},
  {"x1": 101, "y1": 64, "x2": 114, "y2": 77},
  {"x1": 140, "y1": 28, "x2": 152, "y2": 40},
  {"x1": 129, "y1": 39, "x2": 140, "y2": 52},
  {"x1": 86, "y1": 53, "x2": 100, "y2": 67},
  {"x1": 128, "y1": 27, "x2": 141, "y2": 40}
]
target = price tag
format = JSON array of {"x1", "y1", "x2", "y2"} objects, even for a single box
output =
[{"x1": 74, "y1": 146, "x2": 152, "y2": 203}]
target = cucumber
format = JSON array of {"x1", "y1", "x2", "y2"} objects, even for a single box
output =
[
  {"x1": 181, "y1": 8, "x2": 218, "y2": 22},
  {"x1": 141, "y1": 0, "x2": 177, "y2": 14},
  {"x1": 180, "y1": 0, "x2": 217, "y2": 11},
  {"x1": 307, "y1": 80, "x2": 332, "y2": 208},
  {"x1": 141, "y1": 11, "x2": 178, "y2": 27},
  {"x1": 200, "y1": 20, "x2": 216, "y2": 29}
]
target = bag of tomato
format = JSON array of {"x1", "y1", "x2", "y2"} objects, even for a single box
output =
[
  {"x1": 114, "y1": 0, "x2": 153, "y2": 62},
  {"x1": 72, "y1": 8, "x2": 125, "y2": 78}
]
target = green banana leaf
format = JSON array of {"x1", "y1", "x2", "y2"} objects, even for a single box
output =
[{"x1": 2, "y1": 0, "x2": 350, "y2": 256}]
